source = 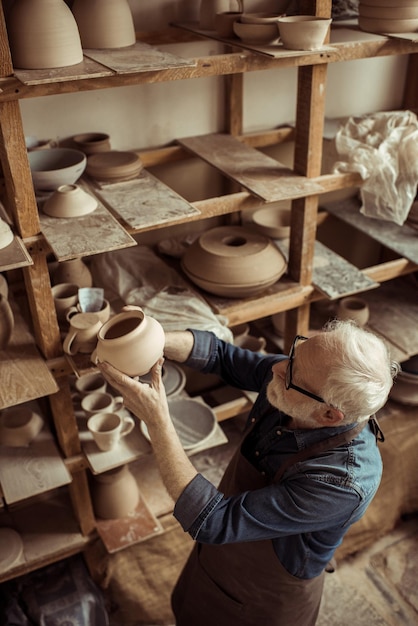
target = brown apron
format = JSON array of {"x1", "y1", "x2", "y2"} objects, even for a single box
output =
[{"x1": 171, "y1": 421, "x2": 367, "y2": 626}]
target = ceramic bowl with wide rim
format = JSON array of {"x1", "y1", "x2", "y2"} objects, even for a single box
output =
[
  {"x1": 141, "y1": 396, "x2": 217, "y2": 451},
  {"x1": 181, "y1": 269, "x2": 282, "y2": 298},
  {"x1": 277, "y1": 16, "x2": 332, "y2": 50},
  {"x1": 182, "y1": 225, "x2": 287, "y2": 287},
  {"x1": 233, "y1": 19, "x2": 279, "y2": 44},
  {"x1": 29, "y1": 148, "x2": 86, "y2": 191},
  {"x1": 43, "y1": 184, "x2": 98, "y2": 218},
  {"x1": 251, "y1": 204, "x2": 291, "y2": 239}
]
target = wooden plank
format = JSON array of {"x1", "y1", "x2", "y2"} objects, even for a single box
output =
[
  {"x1": 0, "y1": 235, "x2": 32, "y2": 270},
  {"x1": 95, "y1": 489, "x2": 163, "y2": 554},
  {"x1": 276, "y1": 239, "x2": 379, "y2": 299},
  {"x1": 89, "y1": 169, "x2": 200, "y2": 230},
  {"x1": 83, "y1": 41, "x2": 196, "y2": 74},
  {"x1": 323, "y1": 197, "x2": 418, "y2": 265},
  {"x1": 13, "y1": 56, "x2": 113, "y2": 86},
  {"x1": 0, "y1": 297, "x2": 59, "y2": 409},
  {"x1": 360, "y1": 278, "x2": 418, "y2": 359},
  {"x1": 0, "y1": 407, "x2": 72, "y2": 504},
  {"x1": 178, "y1": 133, "x2": 325, "y2": 202},
  {"x1": 38, "y1": 186, "x2": 136, "y2": 261}
]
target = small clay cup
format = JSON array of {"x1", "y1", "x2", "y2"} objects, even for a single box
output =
[{"x1": 87, "y1": 411, "x2": 135, "y2": 452}]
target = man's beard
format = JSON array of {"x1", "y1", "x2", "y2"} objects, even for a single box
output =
[{"x1": 266, "y1": 378, "x2": 318, "y2": 426}]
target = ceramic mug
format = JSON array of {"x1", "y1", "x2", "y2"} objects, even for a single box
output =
[
  {"x1": 66, "y1": 298, "x2": 111, "y2": 325},
  {"x1": 0, "y1": 406, "x2": 43, "y2": 447},
  {"x1": 87, "y1": 411, "x2": 135, "y2": 452},
  {"x1": 75, "y1": 371, "x2": 107, "y2": 397},
  {"x1": 52, "y1": 282, "x2": 79, "y2": 321},
  {"x1": 63, "y1": 312, "x2": 102, "y2": 355},
  {"x1": 81, "y1": 391, "x2": 124, "y2": 417}
]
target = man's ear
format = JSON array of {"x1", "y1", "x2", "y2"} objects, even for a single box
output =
[{"x1": 317, "y1": 406, "x2": 345, "y2": 426}]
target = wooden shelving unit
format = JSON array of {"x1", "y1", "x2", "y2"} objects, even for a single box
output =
[{"x1": 0, "y1": 1, "x2": 417, "y2": 582}]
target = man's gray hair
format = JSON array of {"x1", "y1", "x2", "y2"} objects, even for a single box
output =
[{"x1": 320, "y1": 319, "x2": 399, "y2": 422}]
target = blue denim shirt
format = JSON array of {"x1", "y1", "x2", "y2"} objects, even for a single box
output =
[{"x1": 173, "y1": 330, "x2": 383, "y2": 579}]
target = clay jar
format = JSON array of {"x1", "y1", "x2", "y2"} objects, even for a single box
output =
[
  {"x1": 337, "y1": 296, "x2": 370, "y2": 327},
  {"x1": 52, "y1": 258, "x2": 93, "y2": 289},
  {"x1": 7, "y1": 0, "x2": 83, "y2": 69},
  {"x1": 92, "y1": 306, "x2": 165, "y2": 377},
  {"x1": 91, "y1": 464, "x2": 140, "y2": 519},
  {"x1": 72, "y1": 0, "x2": 136, "y2": 49}
]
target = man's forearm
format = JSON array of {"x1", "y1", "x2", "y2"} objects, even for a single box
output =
[{"x1": 164, "y1": 330, "x2": 195, "y2": 363}]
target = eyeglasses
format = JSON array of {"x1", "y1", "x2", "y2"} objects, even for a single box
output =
[{"x1": 285, "y1": 335, "x2": 326, "y2": 404}]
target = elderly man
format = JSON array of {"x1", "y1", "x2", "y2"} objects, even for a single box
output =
[{"x1": 98, "y1": 319, "x2": 398, "y2": 626}]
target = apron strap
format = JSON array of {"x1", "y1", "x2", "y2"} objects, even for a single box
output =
[{"x1": 273, "y1": 420, "x2": 369, "y2": 484}]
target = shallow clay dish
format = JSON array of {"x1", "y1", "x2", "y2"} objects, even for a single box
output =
[
  {"x1": 251, "y1": 205, "x2": 291, "y2": 238},
  {"x1": 86, "y1": 150, "x2": 143, "y2": 182},
  {"x1": 358, "y1": 16, "x2": 418, "y2": 33},
  {"x1": 141, "y1": 397, "x2": 217, "y2": 450},
  {"x1": 277, "y1": 15, "x2": 332, "y2": 50},
  {"x1": 233, "y1": 19, "x2": 279, "y2": 44},
  {"x1": 29, "y1": 148, "x2": 86, "y2": 191},
  {"x1": 139, "y1": 360, "x2": 186, "y2": 397},
  {"x1": 43, "y1": 184, "x2": 98, "y2": 218},
  {"x1": 359, "y1": 5, "x2": 418, "y2": 19}
]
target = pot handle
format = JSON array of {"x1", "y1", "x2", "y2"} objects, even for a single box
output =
[{"x1": 120, "y1": 415, "x2": 135, "y2": 438}]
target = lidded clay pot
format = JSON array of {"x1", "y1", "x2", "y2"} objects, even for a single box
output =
[
  {"x1": 92, "y1": 464, "x2": 140, "y2": 519},
  {"x1": 92, "y1": 306, "x2": 165, "y2": 377},
  {"x1": 7, "y1": 0, "x2": 83, "y2": 69},
  {"x1": 72, "y1": 0, "x2": 136, "y2": 49}
]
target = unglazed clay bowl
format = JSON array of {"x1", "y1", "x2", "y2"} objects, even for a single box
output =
[
  {"x1": 277, "y1": 16, "x2": 332, "y2": 50},
  {"x1": 86, "y1": 150, "x2": 143, "y2": 182},
  {"x1": 240, "y1": 12, "x2": 283, "y2": 24},
  {"x1": 72, "y1": 132, "x2": 111, "y2": 155},
  {"x1": 359, "y1": 5, "x2": 418, "y2": 20},
  {"x1": 0, "y1": 406, "x2": 43, "y2": 447},
  {"x1": 43, "y1": 184, "x2": 98, "y2": 218},
  {"x1": 389, "y1": 370, "x2": 418, "y2": 406},
  {"x1": 141, "y1": 397, "x2": 217, "y2": 451},
  {"x1": 233, "y1": 19, "x2": 279, "y2": 44},
  {"x1": 358, "y1": 15, "x2": 418, "y2": 33},
  {"x1": 29, "y1": 148, "x2": 86, "y2": 191},
  {"x1": 181, "y1": 225, "x2": 287, "y2": 290},
  {"x1": 251, "y1": 204, "x2": 291, "y2": 239}
]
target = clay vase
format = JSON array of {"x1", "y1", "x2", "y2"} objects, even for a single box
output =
[
  {"x1": 52, "y1": 258, "x2": 93, "y2": 289},
  {"x1": 6, "y1": 0, "x2": 83, "y2": 69},
  {"x1": 92, "y1": 306, "x2": 165, "y2": 377},
  {"x1": 337, "y1": 296, "x2": 370, "y2": 327},
  {"x1": 91, "y1": 464, "x2": 140, "y2": 519},
  {"x1": 0, "y1": 294, "x2": 14, "y2": 351},
  {"x1": 72, "y1": 0, "x2": 136, "y2": 49}
]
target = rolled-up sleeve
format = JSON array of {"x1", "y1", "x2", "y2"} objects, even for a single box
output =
[{"x1": 174, "y1": 474, "x2": 224, "y2": 538}]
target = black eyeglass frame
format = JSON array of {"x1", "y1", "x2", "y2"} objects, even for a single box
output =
[{"x1": 285, "y1": 335, "x2": 326, "y2": 404}]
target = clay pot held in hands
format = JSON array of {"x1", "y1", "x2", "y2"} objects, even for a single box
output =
[{"x1": 92, "y1": 306, "x2": 165, "y2": 377}]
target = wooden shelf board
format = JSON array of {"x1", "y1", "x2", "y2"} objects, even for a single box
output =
[
  {"x1": 0, "y1": 490, "x2": 88, "y2": 583},
  {"x1": 38, "y1": 186, "x2": 137, "y2": 261},
  {"x1": 0, "y1": 235, "x2": 33, "y2": 271},
  {"x1": 88, "y1": 169, "x2": 200, "y2": 231},
  {"x1": 178, "y1": 133, "x2": 325, "y2": 202},
  {"x1": 276, "y1": 239, "x2": 379, "y2": 300},
  {"x1": 323, "y1": 197, "x2": 418, "y2": 265},
  {"x1": 0, "y1": 415, "x2": 72, "y2": 505},
  {"x1": 0, "y1": 298, "x2": 59, "y2": 409}
]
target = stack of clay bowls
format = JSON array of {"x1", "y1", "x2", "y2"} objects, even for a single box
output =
[
  {"x1": 86, "y1": 151, "x2": 143, "y2": 183},
  {"x1": 358, "y1": 1, "x2": 418, "y2": 33},
  {"x1": 181, "y1": 225, "x2": 287, "y2": 298}
]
